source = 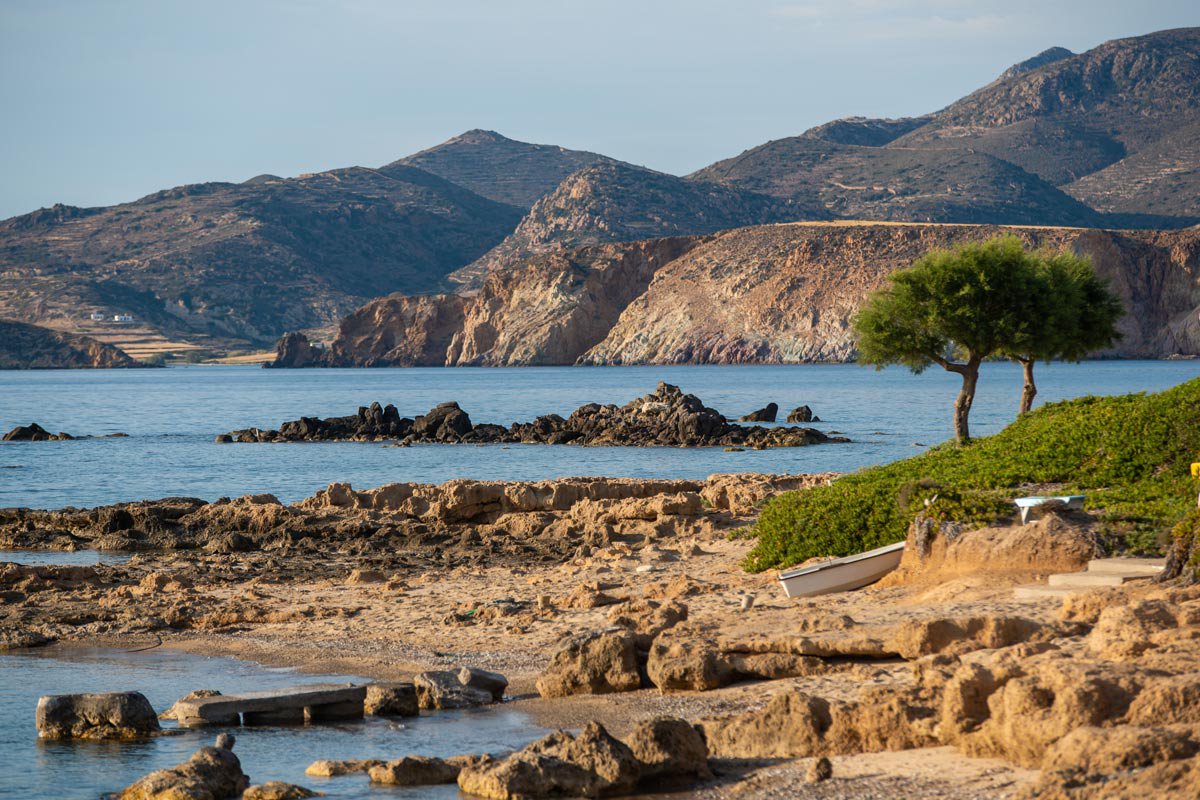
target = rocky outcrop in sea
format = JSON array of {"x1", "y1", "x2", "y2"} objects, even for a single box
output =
[{"x1": 219, "y1": 383, "x2": 846, "y2": 449}]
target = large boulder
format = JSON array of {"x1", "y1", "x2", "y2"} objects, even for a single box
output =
[
  {"x1": 364, "y1": 682, "x2": 418, "y2": 717},
  {"x1": 118, "y1": 743, "x2": 248, "y2": 799},
  {"x1": 414, "y1": 670, "x2": 496, "y2": 710},
  {"x1": 37, "y1": 691, "x2": 160, "y2": 740},
  {"x1": 625, "y1": 717, "x2": 711, "y2": 783},
  {"x1": 458, "y1": 666, "x2": 508, "y2": 701},
  {"x1": 457, "y1": 722, "x2": 641, "y2": 799},
  {"x1": 536, "y1": 630, "x2": 643, "y2": 698},
  {"x1": 786, "y1": 405, "x2": 816, "y2": 423}
]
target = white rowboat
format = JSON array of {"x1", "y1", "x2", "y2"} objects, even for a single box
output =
[{"x1": 777, "y1": 541, "x2": 906, "y2": 598}]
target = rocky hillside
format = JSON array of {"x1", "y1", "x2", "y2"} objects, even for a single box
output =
[
  {"x1": 272, "y1": 222, "x2": 1200, "y2": 367},
  {"x1": 693, "y1": 28, "x2": 1200, "y2": 229},
  {"x1": 0, "y1": 320, "x2": 146, "y2": 369},
  {"x1": 393, "y1": 129, "x2": 620, "y2": 208},
  {"x1": 0, "y1": 164, "x2": 521, "y2": 345},
  {"x1": 451, "y1": 163, "x2": 826, "y2": 285}
]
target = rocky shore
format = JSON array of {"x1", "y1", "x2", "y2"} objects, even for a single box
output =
[
  {"x1": 5, "y1": 472, "x2": 1198, "y2": 798},
  {"x1": 219, "y1": 383, "x2": 845, "y2": 448}
]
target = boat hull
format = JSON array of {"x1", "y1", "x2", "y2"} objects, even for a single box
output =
[{"x1": 777, "y1": 541, "x2": 906, "y2": 598}]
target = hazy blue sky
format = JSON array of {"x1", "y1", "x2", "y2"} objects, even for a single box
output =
[{"x1": 1, "y1": 1, "x2": 1195, "y2": 218}]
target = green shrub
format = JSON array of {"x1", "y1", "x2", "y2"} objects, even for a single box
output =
[{"x1": 746, "y1": 377, "x2": 1200, "y2": 572}]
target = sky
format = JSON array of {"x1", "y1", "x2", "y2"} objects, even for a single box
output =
[{"x1": 0, "y1": 0, "x2": 1196, "y2": 218}]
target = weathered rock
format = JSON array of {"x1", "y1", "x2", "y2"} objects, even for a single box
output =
[
  {"x1": 457, "y1": 722, "x2": 641, "y2": 799},
  {"x1": 364, "y1": 682, "x2": 418, "y2": 717},
  {"x1": 368, "y1": 756, "x2": 462, "y2": 785},
  {"x1": 119, "y1": 745, "x2": 249, "y2": 800},
  {"x1": 787, "y1": 405, "x2": 817, "y2": 423},
  {"x1": 414, "y1": 670, "x2": 495, "y2": 710},
  {"x1": 36, "y1": 691, "x2": 160, "y2": 740},
  {"x1": 1086, "y1": 599, "x2": 1179, "y2": 661},
  {"x1": 242, "y1": 782, "x2": 320, "y2": 799},
  {"x1": 606, "y1": 599, "x2": 688, "y2": 649},
  {"x1": 161, "y1": 689, "x2": 222, "y2": 721},
  {"x1": 806, "y1": 756, "x2": 833, "y2": 783},
  {"x1": 536, "y1": 630, "x2": 643, "y2": 698},
  {"x1": 305, "y1": 759, "x2": 382, "y2": 777},
  {"x1": 3, "y1": 423, "x2": 72, "y2": 441},
  {"x1": 625, "y1": 717, "x2": 711, "y2": 782},
  {"x1": 964, "y1": 654, "x2": 1146, "y2": 768},
  {"x1": 1041, "y1": 725, "x2": 1198, "y2": 774},
  {"x1": 458, "y1": 666, "x2": 508, "y2": 701},
  {"x1": 738, "y1": 403, "x2": 778, "y2": 422},
  {"x1": 646, "y1": 633, "x2": 732, "y2": 692},
  {"x1": 222, "y1": 384, "x2": 846, "y2": 449}
]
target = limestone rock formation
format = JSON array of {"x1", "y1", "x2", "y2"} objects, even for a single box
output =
[
  {"x1": 364, "y1": 682, "x2": 418, "y2": 717},
  {"x1": 278, "y1": 223, "x2": 1200, "y2": 367},
  {"x1": 118, "y1": 740, "x2": 248, "y2": 800},
  {"x1": 536, "y1": 630, "x2": 643, "y2": 698},
  {"x1": 36, "y1": 691, "x2": 160, "y2": 740}
]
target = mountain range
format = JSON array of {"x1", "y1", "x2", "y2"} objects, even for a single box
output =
[{"x1": 2, "y1": 27, "x2": 1198, "y2": 359}]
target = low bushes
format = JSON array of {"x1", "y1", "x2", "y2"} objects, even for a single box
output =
[{"x1": 746, "y1": 378, "x2": 1200, "y2": 572}]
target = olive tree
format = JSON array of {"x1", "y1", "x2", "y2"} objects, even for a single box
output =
[
  {"x1": 1004, "y1": 250, "x2": 1124, "y2": 414},
  {"x1": 853, "y1": 236, "x2": 1038, "y2": 445}
]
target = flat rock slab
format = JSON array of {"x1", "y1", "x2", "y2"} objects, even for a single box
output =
[{"x1": 172, "y1": 683, "x2": 365, "y2": 726}]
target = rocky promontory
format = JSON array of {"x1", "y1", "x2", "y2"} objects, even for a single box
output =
[
  {"x1": 220, "y1": 383, "x2": 846, "y2": 448},
  {"x1": 0, "y1": 320, "x2": 148, "y2": 369},
  {"x1": 270, "y1": 222, "x2": 1200, "y2": 367}
]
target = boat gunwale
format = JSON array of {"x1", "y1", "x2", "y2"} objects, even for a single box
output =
[{"x1": 777, "y1": 541, "x2": 906, "y2": 581}]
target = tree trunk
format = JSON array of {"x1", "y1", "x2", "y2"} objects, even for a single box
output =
[
  {"x1": 1019, "y1": 357, "x2": 1037, "y2": 415},
  {"x1": 952, "y1": 360, "x2": 981, "y2": 445}
]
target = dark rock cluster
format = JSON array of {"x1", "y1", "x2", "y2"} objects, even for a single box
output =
[{"x1": 220, "y1": 383, "x2": 846, "y2": 449}]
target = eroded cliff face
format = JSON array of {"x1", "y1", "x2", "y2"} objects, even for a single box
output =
[
  {"x1": 273, "y1": 222, "x2": 1200, "y2": 367},
  {"x1": 0, "y1": 321, "x2": 148, "y2": 369}
]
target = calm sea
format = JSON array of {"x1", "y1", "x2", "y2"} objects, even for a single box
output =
[{"x1": 1, "y1": 362, "x2": 1196, "y2": 509}]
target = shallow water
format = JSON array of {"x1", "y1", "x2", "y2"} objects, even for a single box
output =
[
  {"x1": 0, "y1": 550, "x2": 131, "y2": 566},
  {"x1": 1, "y1": 362, "x2": 1196, "y2": 509},
  {"x1": 0, "y1": 647, "x2": 545, "y2": 799}
]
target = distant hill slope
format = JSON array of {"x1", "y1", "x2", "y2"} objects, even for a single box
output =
[
  {"x1": 692, "y1": 27, "x2": 1200, "y2": 227},
  {"x1": 273, "y1": 222, "x2": 1200, "y2": 367},
  {"x1": 0, "y1": 164, "x2": 522, "y2": 345},
  {"x1": 450, "y1": 162, "x2": 827, "y2": 285},
  {"x1": 393, "y1": 129, "x2": 620, "y2": 208},
  {"x1": 0, "y1": 320, "x2": 145, "y2": 369},
  {"x1": 688, "y1": 138, "x2": 1101, "y2": 227}
]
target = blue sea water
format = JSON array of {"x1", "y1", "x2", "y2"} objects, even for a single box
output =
[
  {"x1": 1, "y1": 361, "x2": 1198, "y2": 799},
  {"x1": 1, "y1": 362, "x2": 1196, "y2": 509},
  {"x1": 0, "y1": 647, "x2": 544, "y2": 800}
]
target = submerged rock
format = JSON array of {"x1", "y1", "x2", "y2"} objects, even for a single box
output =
[
  {"x1": 738, "y1": 403, "x2": 778, "y2": 422},
  {"x1": 36, "y1": 691, "x2": 160, "y2": 740},
  {"x1": 368, "y1": 756, "x2": 462, "y2": 786},
  {"x1": 305, "y1": 759, "x2": 382, "y2": 777},
  {"x1": 243, "y1": 781, "x2": 320, "y2": 799},
  {"x1": 3, "y1": 423, "x2": 72, "y2": 441}
]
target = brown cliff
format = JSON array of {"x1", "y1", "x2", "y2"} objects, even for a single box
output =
[
  {"x1": 272, "y1": 222, "x2": 1200, "y2": 367},
  {"x1": 0, "y1": 320, "x2": 149, "y2": 369}
]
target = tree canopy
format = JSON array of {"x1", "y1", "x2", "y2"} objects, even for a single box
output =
[{"x1": 854, "y1": 235, "x2": 1125, "y2": 443}]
